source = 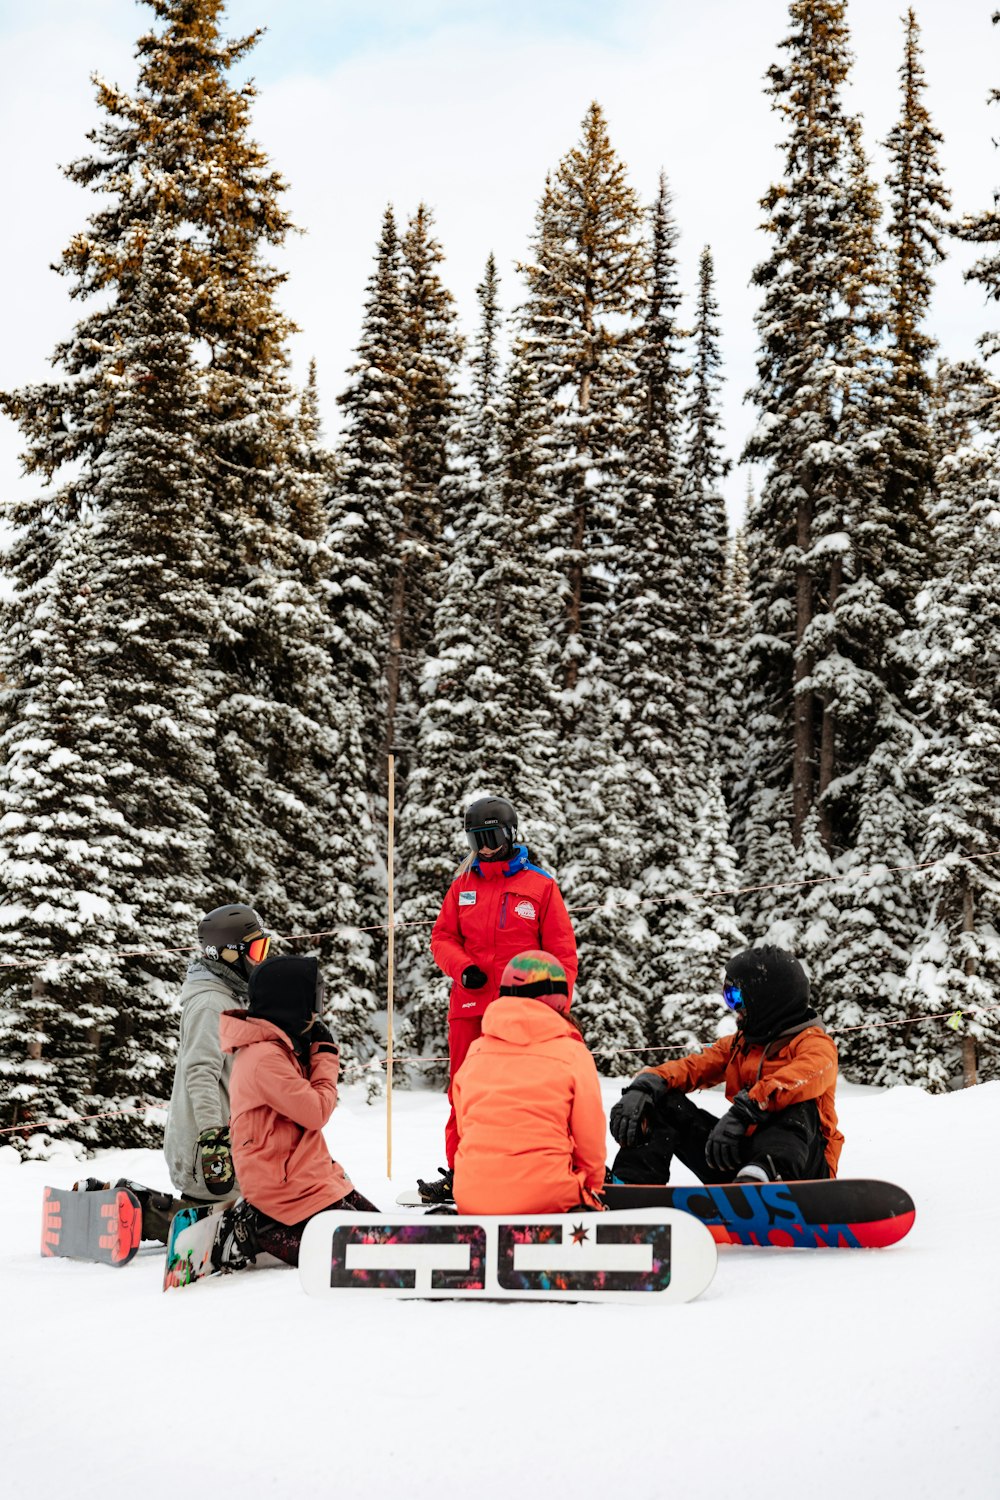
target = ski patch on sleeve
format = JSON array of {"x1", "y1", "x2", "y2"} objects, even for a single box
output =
[{"x1": 459, "y1": 891, "x2": 477, "y2": 906}]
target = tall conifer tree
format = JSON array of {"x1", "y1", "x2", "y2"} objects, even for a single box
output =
[{"x1": 518, "y1": 104, "x2": 649, "y2": 1060}]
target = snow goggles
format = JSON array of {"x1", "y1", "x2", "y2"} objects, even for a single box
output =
[
  {"x1": 723, "y1": 981, "x2": 745, "y2": 1011},
  {"x1": 244, "y1": 934, "x2": 271, "y2": 964},
  {"x1": 466, "y1": 825, "x2": 511, "y2": 853}
]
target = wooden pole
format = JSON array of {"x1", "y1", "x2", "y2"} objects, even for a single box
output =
[{"x1": 386, "y1": 754, "x2": 395, "y2": 1177}]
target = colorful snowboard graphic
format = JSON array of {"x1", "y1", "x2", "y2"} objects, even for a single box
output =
[
  {"x1": 41, "y1": 1186, "x2": 142, "y2": 1267},
  {"x1": 601, "y1": 1179, "x2": 916, "y2": 1248},
  {"x1": 299, "y1": 1209, "x2": 717, "y2": 1304},
  {"x1": 162, "y1": 1203, "x2": 225, "y2": 1290}
]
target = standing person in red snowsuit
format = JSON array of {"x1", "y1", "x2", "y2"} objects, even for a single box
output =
[{"x1": 418, "y1": 794, "x2": 578, "y2": 1202}]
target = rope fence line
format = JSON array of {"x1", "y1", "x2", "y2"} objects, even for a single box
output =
[
  {"x1": 3, "y1": 999, "x2": 997, "y2": 1140},
  {"x1": 1, "y1": 847, "x2": 998, "y2": 973}
]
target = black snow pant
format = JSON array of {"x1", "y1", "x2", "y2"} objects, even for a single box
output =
[
  {"x1": 610, "y1": 1091, "x2": 829, "y2": 1186},
  {"x1": 250, "y1": 1188, "x2": 381, "y2": 1268}
]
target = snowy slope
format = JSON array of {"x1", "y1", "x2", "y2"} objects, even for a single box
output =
[{"x1": 1, "y1": 1078, "x2": 998, "y2": 1500}]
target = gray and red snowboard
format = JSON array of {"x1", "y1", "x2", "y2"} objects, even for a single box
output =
[{"x1": 41, "y1": 1185, "x2": 142, "y2": 1267}]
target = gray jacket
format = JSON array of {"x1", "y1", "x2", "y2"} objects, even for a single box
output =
[{"x1": 164, "y1": 960, "x2": 247, "y2": 1199}]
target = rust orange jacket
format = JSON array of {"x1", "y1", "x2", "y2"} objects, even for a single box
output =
[
  {"x1": 220, "y1": 1011, "x2": 353, "y2": 1225},
  {"x1": 452, "y1": 995, "x2": 607, "y2": 1214},
  {"x1": 643, "y1": 1024, "x2": 844, "y2": 1177},
  {"x1": 431, "y1": 845, "x2": 578, "y2": 1019}
]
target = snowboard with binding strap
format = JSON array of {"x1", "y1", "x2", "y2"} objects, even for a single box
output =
[
  {"x1": 299, "y1": 1208, "x2": 717, "y2": 1304},
  {"x1": 396, "y1": 1178, "x2": 915, "y2": 1249},
  {"x1": 602, "y1": 1178, "x2": 915, "y2": 1247},
  {"x1": 41, "y1": 1185, "x2": 142, "y2": 1267},
  {"x1": 162, "y1": 1202, "x2": 287, "y2": 1290}
]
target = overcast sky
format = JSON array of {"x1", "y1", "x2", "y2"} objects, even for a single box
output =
[{"x1": 1, "y1": 0, "x2": 998, "y2": 526}]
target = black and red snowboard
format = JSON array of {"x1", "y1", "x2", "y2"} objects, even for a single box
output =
[
  {"x1": 41, "y1": 1185, "x2": 143, "y2": 1267},
  {"x1": 602, "y1": 1179, "x2": 915, "y2": 1248}
]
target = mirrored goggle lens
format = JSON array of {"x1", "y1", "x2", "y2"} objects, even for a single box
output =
[
  {"x1": 246, "y1": 935, "x2": 270, "y2": 963},
  {"x1": 467, "y1": 826, "x2": 508, "y2": 851},
  {"x1": 723, "y1": 982, "x2": 744, "y2": 1011}
]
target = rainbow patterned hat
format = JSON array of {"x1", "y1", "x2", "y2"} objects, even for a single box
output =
[{"x1": 499, "y1": 950, "x2": 570, "y2": 1012}]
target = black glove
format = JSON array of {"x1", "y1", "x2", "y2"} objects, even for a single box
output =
[
  {"x1": 609, "y1": 1072, "x2": 674, "y2": 1148},
  {"x1": 198, "y1": 1126, "x2": 235, "y2": 1197},
  {"x1": 704, "y1": 1090, "x2": 768, "y2": 1175},
  {"x1": 461, "y1": 965, "x2": 488, "y2": 990},
  {"x1": 309, "y1": 1019, "x2": 338, "y2": 1053}
]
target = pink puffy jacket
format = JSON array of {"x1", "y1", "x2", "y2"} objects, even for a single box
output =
[{"x1": 220, "y1": 1011, "x2": 353, "y2": 1225}]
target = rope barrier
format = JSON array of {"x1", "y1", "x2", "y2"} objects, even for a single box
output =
[
  {"x1": 1, "y1": 847, "x2": 997, "y2": 973},
  {"x1": 3, "y1": 999, "x2": 996, "y2": 1139}
]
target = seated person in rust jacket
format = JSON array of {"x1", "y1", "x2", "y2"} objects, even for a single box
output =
[{"x1": 609, "y1": 946, "x2": 843, "y2": 1185}]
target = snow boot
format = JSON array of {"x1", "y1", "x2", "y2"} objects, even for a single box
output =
[
  {"x1": 210, "y1": 1198, "x2": 260, "y2": 1272},
  {"x1": 416, "y1": 1166, "x2": 454, "y2": 1204}
]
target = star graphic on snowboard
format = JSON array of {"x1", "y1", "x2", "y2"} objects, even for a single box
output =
[{"x1": 570, "y1": 1222, "x2": 590, "y2": 1245}]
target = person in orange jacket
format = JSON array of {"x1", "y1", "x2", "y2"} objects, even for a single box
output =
[
  {"x1": 212, "y1": 954, "x2": 378, "y2": 1269},
  {"x1": 452, "y1": 950, "x2": 607, "y2": 1214},
  {"x1": 419, "y1": 794, "x2": 578, "y2": 1202},
  {"x1": 609, "y1": 945, "x2": 843, "y2": 1185}
]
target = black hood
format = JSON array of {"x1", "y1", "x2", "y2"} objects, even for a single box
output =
[
  {"x1": 248, "y1": 955, "x2": 324, "y2": 1040},
  {"x1": 725, "y1": 945, "x2": 817, "y2": 1043}
]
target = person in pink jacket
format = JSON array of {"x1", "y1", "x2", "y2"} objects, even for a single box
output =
[{"x1": 214, "y1": 954, "x2": 378, "y2": 1268}]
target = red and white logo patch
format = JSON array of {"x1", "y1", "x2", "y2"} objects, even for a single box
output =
[{"x1": 514, "y1": 899, "x2": 537, "y2": 921}]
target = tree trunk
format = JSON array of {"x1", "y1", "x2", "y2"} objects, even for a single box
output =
[
  {"x1": 962, "y1": 883, "x2": 978, "y2": 1088},
  {"x1": 793, "y1": 485, "x2": 814, "y2": 843},
  {"x1": 565, "y1": 366, "x2": 592, "y2": 696},
  {"x1": 818, "y1": 554, "x2": 842, "y2": 849}
]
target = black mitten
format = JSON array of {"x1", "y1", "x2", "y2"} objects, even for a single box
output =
[
  {"x1": 198, "y1": 1126, "x2": 235, "y2": 1196},
  {"x1": 705, "y1": 1090, "x2": 768, "y2": 1174},
  {"x1": 461, "y1": 965, "x2": 488, "y2": 990},
  {"x1": 608, "y1": 1072, "x2": 673, "y2": 1147},
  {"x1": 309, "y1": 1019, "x2": 338, "y2": 1054}
]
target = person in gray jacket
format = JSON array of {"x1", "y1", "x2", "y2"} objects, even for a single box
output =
[
  {"x1": 75, "y1": 903, "x2": 273, "y2": 1242},
  {"x1": 162, "y1": 903, "x2": 272, "y2": 1218}
]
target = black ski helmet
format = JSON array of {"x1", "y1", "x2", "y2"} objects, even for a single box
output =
[
  {"x1": 464, "y1": 795, "x2": 518, "y2": 859},
  {"x1": 198, "y1": 904, "x2": 268, "y2": 965}
]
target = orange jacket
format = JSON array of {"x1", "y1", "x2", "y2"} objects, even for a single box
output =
[
  {"x1": 452, "y1": 995, "x2": 607, "y2": 1214},
  {"x1": 644, "y1": 1024, "x2": 844, "y2": 1177},
  {"x1": 220, "y1": 1011, "x2": 353, "y2": 1225}
]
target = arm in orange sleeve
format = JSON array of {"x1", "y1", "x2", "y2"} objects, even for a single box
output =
[
  {"x1": 642, "y1": 1033, "x2": 736, "y2": 1093},
  {"x1": 747, "y1": 1030, "x2": 838, "y2": 1111},
  {"x1": 540, "y1": 881, "x2": 578, "y2": 996},
  {"x1": 246, "y1": 1045, "x2": 340, "y2": 1131},
  {"x1": 569, "y1": 1050, "x2": 609, "y2": 1192},
  {"x1": 430, "y1": 882, "x2": 468, "y2": 982}
]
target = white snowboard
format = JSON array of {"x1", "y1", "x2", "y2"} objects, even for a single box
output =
[{"x1": 299, "y1": 1208, "x2": 717, "y2": 1304}]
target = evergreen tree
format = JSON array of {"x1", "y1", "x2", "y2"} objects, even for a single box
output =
[
  {"x1": 518, "y1": 104, "x2": 649, "y2": 1062},
  {"x1": 0, "y1": 0, "x2": 381, "y2": 1131},
  {"x1": 683, "y1": 244, "x2": 731, "y2": 645},
  {"x1": 385, "y1": 204, "x2": 463, "y2": 771},
  {"x1": 396, "y1": 270, "x2": 564, "y2": 1066},
  {"x1": 0, "y1": 220, "x2": 215, "y2": 1141},
  {"x1": 901, "y1": 361, "x2": 1000, "y2": 1088},
  {"x1": 332, "y1": 206, "x2": 406, "y2": 772}
]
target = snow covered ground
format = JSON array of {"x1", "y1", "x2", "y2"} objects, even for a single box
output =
[{"x1": 2, "y1": 1077, "x2": 998, "y2": 1500}]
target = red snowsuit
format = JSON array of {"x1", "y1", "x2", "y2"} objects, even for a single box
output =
[{"x1": 430, "y1": 844, "x2": 578, "y2": 1167}]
